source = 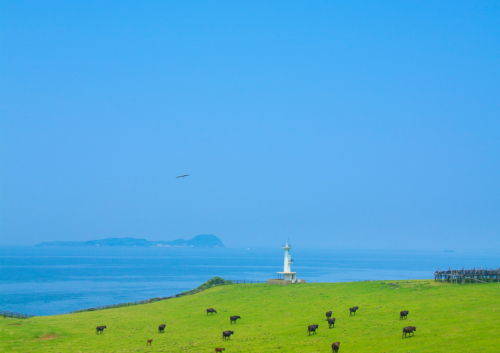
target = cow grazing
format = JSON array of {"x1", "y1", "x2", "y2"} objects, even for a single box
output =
[
  {"x1": 402, "y1": 326, "x2": 417, "y2": 338},
  {"x1": 222, "y1": 331, "x2": 234, "y2": 340},
  {"x1": 215, "y1": 348, "x2": 225, "y2": 353},
  {"x1": 400, "y1": 310, "x2": 409, "y2": 320},
  {"x1": 332, "y1": 341, "x2": 340, "y2": 352},
  {"x1": 230, "y1": 316, "x2": 241, "y2": 324},
  {"x1": 207, "y1": 308, "x2": 217, "y2": 315},
  {"x1": 96, "y1": 326, "x2": 107, "y2": 334},
  {"x1": 158, "y1": 324, "x2": 166, "y2": 333},
  {"x1": 307, "y1": 325, "x2": 319, "y2": 336},
  {"x1": 327, "y1": 318, "x2": 336, "y2": 329},
  {"x1": 146, "y1": 339, "x2": 153, "y2": 346},
  {"x1": 349, "y1": 306, "x2": 359, "y2": 316},
  {"x1": 326, "y1": 311, "x2": 332, "y2": 320}
]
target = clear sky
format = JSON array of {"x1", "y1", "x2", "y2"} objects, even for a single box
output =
[{"x1": 1, "y1": 1, "x2": 499, "y2": 250}]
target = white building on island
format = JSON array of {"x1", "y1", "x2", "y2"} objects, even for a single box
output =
[{"x1": 268, "y1": 242, "x2": 305, "y2": 285}]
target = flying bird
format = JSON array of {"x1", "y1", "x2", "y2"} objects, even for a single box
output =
[{"x1": 176, "y1": 174, "x2": 190, "y2": 178}]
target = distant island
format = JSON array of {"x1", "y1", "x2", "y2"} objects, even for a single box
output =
[{"x1": 36, "y1": 234, "x2": 225, "y2": 248}]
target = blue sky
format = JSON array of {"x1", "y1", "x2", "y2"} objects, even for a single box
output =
[{"x1": 1, "y1": 1, "x2": 499, "y2": 250}]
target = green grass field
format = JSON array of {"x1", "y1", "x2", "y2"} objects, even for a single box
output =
[{"x1": 1, "y1": 280, "x2": 499, "y2": 352}]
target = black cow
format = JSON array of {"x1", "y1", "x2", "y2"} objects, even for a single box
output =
[
  {"x1": 326, "y1": 311, "x2": 332, "y2": 320},
  {"x1": 402, "y1": 326, "x2": 416, "y2": 338},
  {"x1": 349, "y1": 306, "x2": 359, "y2": 316},
  {"x1": 158, "y1": 324, "x2": 166, "y2": 333},
  {"x1": 230, "y1": 316, "x2": 241, "y2": 324},
  {"x1": 332, "y1": 341, "x2": 340, "y2": 352},
  {"x1": 96, "y1": 326, "x2": 107, "y2": 334},
  {"x1": 207, "y1": 308, "x2": 217, "y2": 315},
  {"x1": 400, "y1": 310, "x2": 409, "y2": 320},
  {"x1": 327, "y1": 318, "x2": 336, "y2": 329},
  {"x1": 307, "y1": 325, "x2": 319, "y2": 336},
  {"x1": 222, "y1": 330, "x2": 234, "y2": 340}
]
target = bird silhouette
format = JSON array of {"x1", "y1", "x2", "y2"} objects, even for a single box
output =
[{"x1": 176, "y1": 174, "x2": 190, "y2": 178}]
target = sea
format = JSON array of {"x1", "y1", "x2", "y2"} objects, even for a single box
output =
[{"x1": 0, "y1": 246, "x2": 498, "y2": 316}]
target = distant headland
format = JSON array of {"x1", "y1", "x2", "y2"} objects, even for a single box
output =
[{"x1": 36, "y1": 234, "x2": 225, "y2": 248}]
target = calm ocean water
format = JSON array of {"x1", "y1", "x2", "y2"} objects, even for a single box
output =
[{"x1": 0, "y1": 246, "x2": 498, "y2": 316}]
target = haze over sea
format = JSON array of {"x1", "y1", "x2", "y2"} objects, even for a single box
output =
[{"x1": 1, "y1": 246, "x2": 498, "y2": 316}]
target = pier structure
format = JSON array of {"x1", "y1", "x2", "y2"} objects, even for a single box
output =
[
  {"x1": 268, "y1": 243, "x2": 305, "y2": 286},
  {"x1": 434, "y1": 267, "x2": 500, "y2": 285}
]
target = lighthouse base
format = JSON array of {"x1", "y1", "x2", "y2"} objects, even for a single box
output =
[
  {"x1": 267, "y1": 278, "x2": 306, "y2": 286},
  {"x1": 278, "y1": 271, "x2": 296, "y2": 281},
  {"x1": 268, "y1": 272, "x2": 305, "y2": 285}
]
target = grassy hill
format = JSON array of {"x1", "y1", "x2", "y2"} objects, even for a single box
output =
[{"x1": 1, "y1": 280, "x2": 499, "y2": 352}]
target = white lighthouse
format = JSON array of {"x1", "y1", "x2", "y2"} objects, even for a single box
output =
[{"x1": 268, "y1": 242, "x2": 305, "y2": 285}]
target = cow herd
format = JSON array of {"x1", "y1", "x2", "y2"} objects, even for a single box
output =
[{"x1": 94, "y1": 305, "x2": 417, "y2": 351}]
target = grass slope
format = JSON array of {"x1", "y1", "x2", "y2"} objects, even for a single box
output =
[{"x1": 1, "y1": 280, "x2": 499, "y2": 352}]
